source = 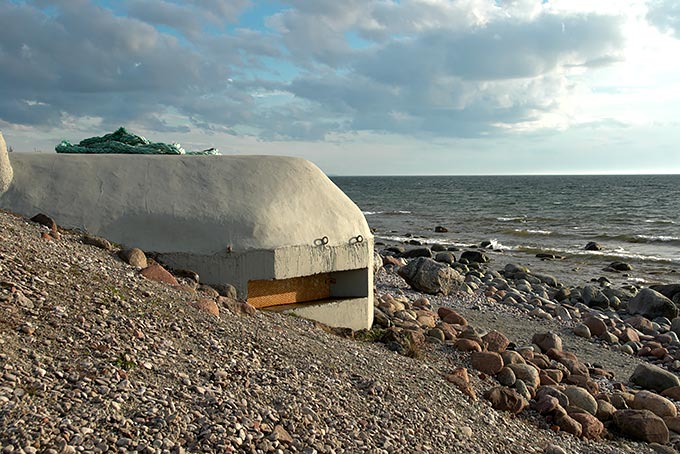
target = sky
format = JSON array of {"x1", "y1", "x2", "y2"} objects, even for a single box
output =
[{"x1": 1, "y1": 0, "x2": 679, "y2": 175}]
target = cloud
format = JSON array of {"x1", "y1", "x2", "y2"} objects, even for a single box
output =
[
  {"x1": 647, "y1": 0, "x2": 680, "y2": 37},
  {"x1": 0, "y1": 0, "x2": 630, "y2": 143},
  {"x1": 281, "y1": 10, "x2": 625, "y2": 138}
]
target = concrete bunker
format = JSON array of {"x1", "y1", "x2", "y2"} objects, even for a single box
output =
[{"x1": 0, "y1": 132, "x2": 373, "y2": 330}]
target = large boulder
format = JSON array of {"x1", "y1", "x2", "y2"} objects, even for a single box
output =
[
  {"x1": 650, "y1": 284, "x2": 680, "y2": 304},
  {"x1": 630, "y1": 363, "x2": 680, "y2": 392},
  {"x1": 400, "y1": 247, "x2": 433, "y2": 259},
  {"x1": 613, "y1": 409, "x2": 669, "y2": 444},
  {"x1": 398, "y1": 257, "x2": 462, "y2": 295},
  {"x1": 460, "y1": 250, "x2": 490, "y2": 264},
  {"x1": 628, "y1": 288, "x2": 678, "y2": 320}
]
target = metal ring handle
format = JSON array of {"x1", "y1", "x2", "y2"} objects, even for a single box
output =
[{"x1": 315, "y1": 236, "x2": 329, "y2": 246}]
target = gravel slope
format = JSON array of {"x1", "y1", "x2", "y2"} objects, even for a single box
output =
[{"x1": 0, "y1": 210, "x2": 655, "y2": 454}]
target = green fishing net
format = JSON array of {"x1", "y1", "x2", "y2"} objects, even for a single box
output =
[{"x1": 55, "y1": 127, "x2": 219, "y2": 155}]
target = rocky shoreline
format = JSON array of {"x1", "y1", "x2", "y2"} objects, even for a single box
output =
[
  {"x1": 1, "y1": 209, "x2": 678, "y2": 453},
  {"x1": 372, "y1": 243, "x2": 680, "y2": 452}
]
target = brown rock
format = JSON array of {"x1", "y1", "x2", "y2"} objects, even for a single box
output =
[
  {"x1": 613, "y1": 409, "x2": 669, "y2": 444},
  {"x1": 212, "y1": 283, "x2": 239, "y2": 299},
  {"x1": 532, "y1": 332, "x2": 563, "y2": 352},
  {"x1": 438, "y1": 322, "x2": 458, "y2": 340},
  {"x1": 661, "y1": 386, "x2": 680, "y2": 401},
  {"x1": 416, "y1": 314, "x2": 436, "y2": 328},
  {"x1": 507, "y1": 364, "x2": 540, "y2": 389},
  {"x1": 118, "y1": 248, "x2": 147, "y2": 268},
  {"x1": 533, "y1": 395, "x2": 560, "y2": 415},
  {"x1": 626, "y1": 315, "x2": 655, "y2": 332},
  {"x1": 528, "y1": 355, "x2": 551, "y2": 370},
  {"x1": 583, "y1": 317, "x2": 607, "y2": 337},
  {"x1": 652, "y1": 347, "x2": 669, "y2": 359},
  {"x1": 191, "y1": 299, "x2": 220, "y2": 317},
  {"x1": 484, "y1": 387, "x2": 528, "y2": 414},
  {"x1": 140, "y1": 263, "x2": 178, "y2": 286},
  {"x1": 496, "y1": 367, "x2": 516, "y2": 386},
  {"x1": 619, "y1": 327, "x2": 641, "y2": 344},
  {"x1": 437, "y1": 307, "x2": 468, "y2": 326},
  {"x1": 471, "y1": 351, "x2": 504, "y2": 375},
  {"x1": 543, "y1": 369, "x2": 564, "y2": 383},
  {"x1": 663, "y1": 416, "x2": 680, "y2": 433},
  {"x1": 219, "y1": 297, "x2": 257, "y2": 316},
  {"x1": 540, "y1": 372, "x2": 558, "y2": 387},
  {"x1": 546, "y1": 348, "x2": 577, "y2": 361},
  {"x1": 482, "y1": 330, "x2": 510, "y2": 353},
  {"x1": 198, "y1": 285, "x2": 220, "y2": 298},
  {"x1": 571, "y1": 412, "x2": 604, "y2": 439},
  {"x1": 269, "y1": 425, "x2": 293, "y2": 443},
  {"x1": 559, "y1": 357, "x2": 590, "y2": 378},
  {"x1": 454, "y1": 338, "x2": 482, "y2": 352},
  {"x1": 556, "y1": 414, "x2": 582, "y2": 437},
  {"x1": 633, "y1": 390, "x2": 678, "y2": 418},
  {"x1": 82, "y1": 234, "x2": 113, "y2": 251},
  {"x1": 501, "y1": 350, "x2": 526, "y2": 365},
  {"x1": 383, "y1": 255, "x2": 407, "y2": 267},
  {"x1": 445, "y1": 367, "x2": 476, "y2": 399},
  {"x1": 30, "y1": 213, "x2": 57, "y2": 231},
  {"x1": 596, "y1": 399, "x2": 617, "y2": 422}
]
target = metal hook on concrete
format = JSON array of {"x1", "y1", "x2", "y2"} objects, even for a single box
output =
[
  {"x1": 349, "y1": 235, "x2": 364, "y2": 245},
  {"x1": 314, "y1": 236, "x2": 329, "y2": 246}
]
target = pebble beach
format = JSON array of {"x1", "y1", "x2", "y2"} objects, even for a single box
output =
[{"x1": 2, "y1": 208, "x2": 680, "y2": 453}]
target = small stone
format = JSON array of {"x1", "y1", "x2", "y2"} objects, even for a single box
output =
[
  {"x1": 633, "y1": 390, "x2": 677, "y2": 418},
  {"x1": 556, "y1": 413, "x2": 582, "y2": 437},
  {"x1": 482, "y1": 330, "x2": 510, "y2": 353},
  {"x1": 219, "y1": 297, "x2": 257, "y2": 316},
  {"x1": 532, "y1": 332, "x2": 562, "y2": 352},
  {"x1": 563, "y1": 386, "x2": 598, "y2": 415},
  {"x1": 544, "y1": 445, "x2": 567, "y2": 454},
  {"x1": 30, "y1": 213, "x2": 57, "y2": 231},
  {"x1": 471, "y1": 351, "x2": 504, "y2": 375},
  {"x1": 583, "y1": 317, "x2": 607, "y2": 337},
  {"x1": 484, "y1": 387, "x2": 528, "y2": 414},
  {"x1": 269, "y1": 425, "x2": 293, "y2": 443},
  {"x1": 496, "y1": 367, "x2": 516, "y2": 386},
  {"x1": 507, "y1": 364, "x2": 539, "y2": 389},
  {"x1": 191, "y1": 298, "x2": 220, "y2": 317},
  {"x1": 571, "y1": 412, "x2": 604, "y2": 439},
  {"x1": 596, "y1": 399, "x2": 617, "y2": 421},
  {"x1": 661, "y1": 386, "x2": 680, "y2": 401},
  {"x1": 140, "y1": 263, "x2": 179, "y2": 286},
  {"x1": 533, "y1": 395, "x2": 559, "y2": 415},
  {"x1": 454, "y1": 338, "x2": 482, "y2": 352},
  {"x1": 573, "y1": 324, "x2": 591, "y2": 338},
  {"x1": 118, "y1": 248, "x2": 147, "y2": 268},
  {"x1": 437, "y1": 307, "x2": 468, "y2": 326},
  {"x1": 82, "y1": 234, "x2": 113, "y2": 251},
  {"x1": 211, "y1": 283, "x2": 239, "y2": 299}
]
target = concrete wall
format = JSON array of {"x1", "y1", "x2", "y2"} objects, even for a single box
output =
[
  {"x1": 0, "y1": 149, "x2": 374, "y2": 329},
  {"x1": 0, "y1": 133, "x2": 12, "y2": 194},
  {"x1": 1, "y1": 153, "x2": 372, "y2": 254}
]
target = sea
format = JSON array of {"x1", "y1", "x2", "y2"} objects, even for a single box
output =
[{"x1": 332, "y1": 174, "x2": 680, "y2": 286}]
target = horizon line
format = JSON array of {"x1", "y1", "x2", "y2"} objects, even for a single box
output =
[{"x1": 328, "y1": 172, "x2": 680, "y2": 177}]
